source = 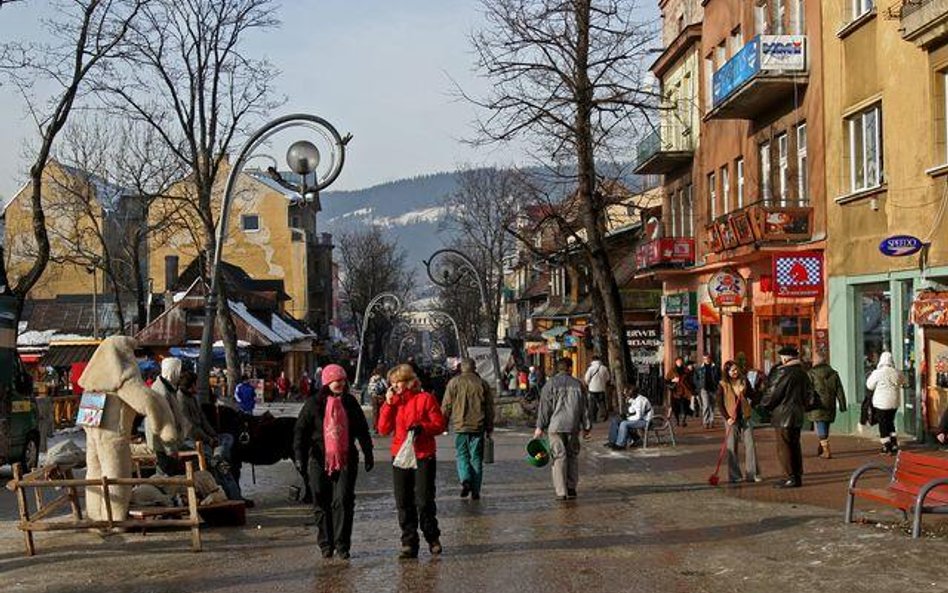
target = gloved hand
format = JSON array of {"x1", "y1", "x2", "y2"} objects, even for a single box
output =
[
  {"x1": 409, "y1": 425, "x2": 424, "y2": 437},
  {"x1": 364, "y1": 452, "x2": 374, "y2": 473}
]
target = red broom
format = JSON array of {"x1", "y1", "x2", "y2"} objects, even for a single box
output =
[{"x1": 708, "y1": 424, "x2": 733, "y2": 487}]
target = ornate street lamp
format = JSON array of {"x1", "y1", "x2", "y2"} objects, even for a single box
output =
[
  {"x1": 424, "y1": 248, "x2": 502, "y2": 393},
  {"x1": 197, "y1": 114, "x2": 350, "y2": 401},
  {"x1": 354, "y1": 292, "x2": 402, "y2": 387},
  {"x1": 429, "y1": 310, "x2": 464, "y2": 358}
]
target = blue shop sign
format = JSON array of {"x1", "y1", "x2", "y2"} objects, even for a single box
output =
[
  {"x1": 683, "y1": 316, "x2": 699, "y2": 333},
  {"x1": 712, "y1": 36, "x2": 760, "y2": 107},
  {"x1": 879, "y1": 235, "x2": 924, "y2": 257}
]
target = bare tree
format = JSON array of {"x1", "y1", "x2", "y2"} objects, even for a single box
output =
[
  {"x1": 337, "y1": 226, "x2": 413, "y2": 381},
  {"x1": 102, "y1": 0, "x2": 283, "y2": 394},
  {"x1": 440, "y1": 166, "x2": 528, "y2": 352},
  {"x1": 467, "y1": 0, "x2": 658, "y2": 401},
  {"x1": 0, "y1": 0, "x2": 145, "y2": 315}
]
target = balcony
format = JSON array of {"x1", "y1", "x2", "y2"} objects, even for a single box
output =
[
  {"x1": 704, "y1": 202, "x2": 813, "y2": 254},
  {"x1": 707, "y1": 35, "x2": 809, "y2": 121},
  {"x1": 901, "y1": 0, "x2": 948, "y2": 48},
  {"x1": 633, "y1": 126, "x2": 695, "y2": 175},
  {"x1": 635, "y1": 237, "x2": 696, "y2": 269}
]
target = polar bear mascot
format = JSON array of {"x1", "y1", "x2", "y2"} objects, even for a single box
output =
[{"x1": 78, "y1": 336, "x2": 178, "y2": 521}]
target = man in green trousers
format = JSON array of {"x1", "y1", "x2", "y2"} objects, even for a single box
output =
[{"x1": 442, "y1": 358, "x2": 495, "y2": 500}]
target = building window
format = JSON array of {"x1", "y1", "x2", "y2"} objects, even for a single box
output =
[
  {"x1": 778, "y1": 133, "x2": 789, "y2": 206},
  {"x1": 705, "y1": 56, "x2": 714, "y2": 110},
  {"x1": 755, "y1": 2, "x2": 769, "y2": 35},
  {"x1": 241, "y1": 214, "x2": 260, "y2": 232},
  {"x1": 796, "y1": 123, "x2": 808, "y2": 204},
  {"x1": 708, "y1": 172, "x2": 717, "y2": 221},
  {"x1": 774, "y1": 0, "x2": 786, "y2": 35},
  {"x1": 736, "y1": 158, "x2": 745, "y2": 209},
  {"x1": 684, "y1": 183, "x2": 694, "y2": 236},
  {"x1": 851, "y1": 0, "x2": 874, "y2": 21},
  {"x1": 721, "y1": 165, "x2": 730, "y2": 213},
  {"x1": 729, "y1": 27, "x2": 742, "y2": 57},
  {"x1": 760, "y1": 142, "x2": 772, "y2": 205},
  {"x1": 847, "y1": 104, "x2": 883, "y2": 193},
  {"x1": 715, "y1": 43, "x2": 726, "y2": 69},
  {"x1": 941, "y1": 71, "x2": 948, "y2": 164}
]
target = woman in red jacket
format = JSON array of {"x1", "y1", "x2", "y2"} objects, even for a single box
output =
[{"x1": 377, "y1": 363, "x2": 447, "y2": 559}]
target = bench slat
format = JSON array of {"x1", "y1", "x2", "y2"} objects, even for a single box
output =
[{"x1": 851, "y1": 488, "x2": 918, "y2": 510}]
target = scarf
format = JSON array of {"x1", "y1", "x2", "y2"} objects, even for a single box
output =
[{"x1": 323, "y1": 394, "x2": 349, "y2": 475}]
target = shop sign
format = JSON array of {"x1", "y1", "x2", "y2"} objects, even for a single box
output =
[
  {"x1": 663, "y1": 292, "x2": 695, "y2": 317},
  {"x1": 625, "y1": 323, "x2": 662, "y2": 365},
  {"x1": 712, "y1": 36, "x2": 760, "y2": 106},
  {"x1": 699, "y1": 302, "x2": 721, "y2": 325},
  {"x1": 879, "y1": 235, "x2": 924, "y2": 257},
  {"x1": 759, "y1": 35, "x2": 806, "y2": 71},
  {"x1": 772, "y1": 252, "x2": 823, "y2": 297},
  {"x1": 683, "y1": 316, "x2": 700, "y2": 332},
  {"x1": 708, "y1": 268, "x2": 747, "y2": 308}
]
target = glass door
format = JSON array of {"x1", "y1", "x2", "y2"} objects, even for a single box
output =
[
  {"x1": 900, "y1": 280, "x2": 917, "y2": 435},
  {"x1": 854, "y1": 283, "x2": 892, "y2": 405}
]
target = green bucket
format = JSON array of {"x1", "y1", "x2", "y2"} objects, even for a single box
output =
[{"x1": 526, "y1": 438, "x2": 551, "y2": 468}]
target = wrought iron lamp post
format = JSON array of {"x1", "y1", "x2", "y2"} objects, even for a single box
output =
[{"x1": 354, "y1": 292, "x2": 402, "y2": 387}]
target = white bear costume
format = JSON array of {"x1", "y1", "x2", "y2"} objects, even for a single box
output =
[{"x1": 78, "y1": 336, "x2": 177, "y2": 521}]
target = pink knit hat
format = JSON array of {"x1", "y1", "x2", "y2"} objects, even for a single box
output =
[{"x1": 321, "y1": 364, "x2": 348, "y2": 386}]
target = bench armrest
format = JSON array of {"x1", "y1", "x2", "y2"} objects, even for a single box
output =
[
  {"x1": 917, "y1": 477, "x2": 948, "y2": 508},
  {"x1": 848, "y1": 461, "x2": 894, "y2": 491}
]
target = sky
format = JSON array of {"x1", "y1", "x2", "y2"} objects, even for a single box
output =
[{"x1": 0, "y1": 0, "x2": 659, "y2": 201}]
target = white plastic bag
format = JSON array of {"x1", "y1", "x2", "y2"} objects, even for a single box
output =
[{"x1": 392, "y1": 431, "x2": 417, "y2": 469}]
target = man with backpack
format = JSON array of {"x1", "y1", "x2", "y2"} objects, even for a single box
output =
[{"x1": 584, "y1": 355, "x2": 611, "y2": 423}]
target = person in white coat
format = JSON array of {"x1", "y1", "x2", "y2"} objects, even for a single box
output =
[
  {"x1": 866, "y1": 351, "x2": 903, "y2": 455},
  {"x1": 584, "y1": 355, "x2": 611, "y2": 423}
]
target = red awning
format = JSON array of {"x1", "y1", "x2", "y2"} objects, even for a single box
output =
[{"x1": 19, "y1": 353, "x2": 43, "y2": 364}]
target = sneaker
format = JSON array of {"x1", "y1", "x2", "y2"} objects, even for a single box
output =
[
  {"x1": 429, "y1": 540, "x2": 443, "y2": 555},
  {"x1": 773, "y1": 478, "x2": 801, "y2": 489},
  {"x1": 460, "y1": 481, "x2": 471, "y2": 499},
  {"x1": 398, "y1": 546, "x2": 418, "y2": 559}
]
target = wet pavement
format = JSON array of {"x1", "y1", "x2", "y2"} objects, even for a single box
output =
[{"x1": 1, "y1": 422, "x2": 947, "y2": 593}]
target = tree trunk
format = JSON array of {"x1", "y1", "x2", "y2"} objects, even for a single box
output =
[
  {"x1": 573, "y1": 0, "x2": 629, "y2": 411},
  {"x1": 216, "y1": 280, "x2": 239, "y2": 398}
]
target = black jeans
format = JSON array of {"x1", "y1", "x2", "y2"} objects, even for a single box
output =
[
  {"x1": 309, "y1": 457, "x2": 359, "y2": 554},
  {"x1": 775, "y1": 427, "x2": 803, "y2": 482},
  {"x1": 588, "y1": 391, "x2": 607, "y2": 423},
  {"x1": 876, "y1": 408, "x2": 897, "y2": 439},
  {"x1": 393, "y1": 458, "x2": 440, "y2": 550}
]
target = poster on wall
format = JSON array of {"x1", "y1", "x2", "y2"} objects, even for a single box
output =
[
  {"x1": 759, "y1": 35, "x2": 806, "y2": 71},
  {"x1": 772, "y1": 251, "x2": 824, "y2": 297}
]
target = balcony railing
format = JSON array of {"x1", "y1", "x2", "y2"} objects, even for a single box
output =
[
  {"x1": 704, "y1": 201, "x2": 813, "y2": 254},
  {"x1": 901, "y1": 0, "x2": 948, "y2": 48},
  {"x1": 633, "y1": 125, "x2": 695, "y2": 175},
  {"x1": 708, "y1": 35, "x2": 808, "y2": 120},
  {"x1": 635, "y1": 237, "x2": 696, "y2": 269}
]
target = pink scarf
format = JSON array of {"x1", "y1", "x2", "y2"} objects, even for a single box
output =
[{"x1": 323, "y1": 395, "x2": 349, "y2": 474}]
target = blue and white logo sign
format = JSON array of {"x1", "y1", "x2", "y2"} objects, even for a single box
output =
[{"x1": 879, "y1": 235, "x2": 924, "y2": 257}]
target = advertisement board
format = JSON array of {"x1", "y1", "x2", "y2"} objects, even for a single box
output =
[
  {"x1": 772, "y1": 252, "x2": 824, "y2": 298},
  {"x1": 625, "y1": 323, "x2": 662, "y2": 365},
  {"x1": 712, "y1": 36, "x2": 760, "y2": 106},
  {"x1": 759, "y1": 35, "x2": 806, "y2": 71},
  {"x1": 708, "y1": 268, "x2": 747, "y2": 308}
]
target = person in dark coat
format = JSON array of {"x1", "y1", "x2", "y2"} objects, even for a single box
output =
[
  {"x1": 293, "y1": 364, "x2": 374, "y2": 560},
  {"x1": 807, "y1": 352, "x2": 847, "y2": 459},
  {"x1": 760, "y1": 346, "x2": 812, "y2": 488},
  {"x1": 665, "y1": 357, "x2": 694, "y2": 427}
]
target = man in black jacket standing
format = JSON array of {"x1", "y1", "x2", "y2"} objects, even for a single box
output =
[{"x1": 761, "y1": 346, "x2": 812, "y2": 489}]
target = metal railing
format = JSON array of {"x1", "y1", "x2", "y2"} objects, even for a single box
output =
[{"x1": 635, "y1": 124, "x2": 694, "y2": 167}]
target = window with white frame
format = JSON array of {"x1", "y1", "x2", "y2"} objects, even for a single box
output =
[
  {"x1": 774, "y1": 0, "x2": 786, "y2": 35},
  {"x1": 241, "y1": 214, "x2": 260, "y2": 232},
  {"x1": 684, "y1": 184, "x2": 694, "y2": 236},
  {"x1": 721, "y1": 165, "x2": 730, "y2": 213},
  {"x1": 705, "y1": 57, "x2": 714, "y2": 110},
  {"x1": 851, "y1": 0, "x2": 874, "y2": 22},
  {"x1": 796, "y1": 123, "x2": 808, "y2": 204},
  {"x1": 847, "y1": 104, "x2": 883, "y2": 193},
  {"x1": 736, "y1": 158, "x2": 745, "y2": 209},
  {"x1": 708, "y1": 172, "x2": 717, "y2": 220},
  {"x1": 760, "y1": 142, "x2": 772, "y2": 205},
  {"x1": 715, "y1": 43, "x2": 726, "y2": 69},
  {"x1": 778, "y1": 133, "x2": 789, "y2": 206}
]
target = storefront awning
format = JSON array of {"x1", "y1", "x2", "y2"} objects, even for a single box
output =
[
  {"x1": 541, "y1": 326, "x2": 569, "y2": 339},
  {"x1": 42, "y1": 344, "x2": 99, "y2": 367},
  {"x1": 911, "y1": 291, "x2": 948, "y2": 326}
]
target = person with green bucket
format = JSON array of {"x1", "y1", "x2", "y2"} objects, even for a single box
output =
[{"x1": 533, "y1": 357, "x2": 591, "y2": 501}]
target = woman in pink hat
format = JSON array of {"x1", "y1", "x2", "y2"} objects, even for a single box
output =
[{"x1": 293, "y1": 364, "x2": 374, "y2": 560}]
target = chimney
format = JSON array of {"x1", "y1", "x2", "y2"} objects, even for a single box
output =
[{"x1": 165, "y1": 255, "x2": 179, "y2": 291}]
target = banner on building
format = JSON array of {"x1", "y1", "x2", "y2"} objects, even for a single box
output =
[
  {"x1": 772, "y1": 251, "x2": 823, "y2": 297},
  {"x1": 759, "y1": 35, "x2": 806, "y2": 71}
]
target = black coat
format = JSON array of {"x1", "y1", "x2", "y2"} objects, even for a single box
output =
[
  {"x1": 293, "y1": 391, "x2": 373, "y2": 471},
  {"x1": 760, "y1": 361, "x2": 812, "y2": 428}
]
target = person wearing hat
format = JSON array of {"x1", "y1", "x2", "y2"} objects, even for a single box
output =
[
  {"x1": 760, "y1": 345, "x2": 812, "y2": 488},
  {"x1": 293, "y1": 364, "x2": 374, "y2": 560}
]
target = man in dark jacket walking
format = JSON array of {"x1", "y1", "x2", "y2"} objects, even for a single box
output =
[
  {"x1": 761, "y1": 345, "x2": 812, "y2": 488},
  {"x1": 695, "y1": 354, "x2": 721, "y2": 429},
  {"x1": 442, "y1": 358, "x2": 494, "y2": 500}
]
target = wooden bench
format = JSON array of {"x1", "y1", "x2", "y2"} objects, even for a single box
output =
[{"x1": 844, "y1": 450, "x2": 948, "y2": 538}]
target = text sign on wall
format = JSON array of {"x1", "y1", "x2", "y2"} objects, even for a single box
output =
[
  {"x1": 759, "y1": 35, "x2": 806, "y2": 71},
  {"x1": 625, "y1": 324, "x2": 662, "y2": 365},
  {"x1": 879, "y1": 235, "x2": 924, "y2": 257}
]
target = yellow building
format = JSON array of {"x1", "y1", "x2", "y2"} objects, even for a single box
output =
[
  {"x1": 2, "y1": 160, "x2": 140, "y2": 301},
  {"x1": 148, "y1": 159, "x2": 333, "y2": 333},
  {"x1": 822, "y1": 0, "x2": 948, "y2": 437}
]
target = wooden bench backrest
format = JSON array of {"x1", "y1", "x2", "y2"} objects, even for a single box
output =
[{"x1": 891, "y1": 451, "x2": 948, "y2": 504}]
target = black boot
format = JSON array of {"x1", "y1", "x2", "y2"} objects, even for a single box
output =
[{"x1": 890, "y1": 435, "x2": 899, "y2": 454}]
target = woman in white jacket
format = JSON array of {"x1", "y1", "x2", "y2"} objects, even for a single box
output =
[{"x1": 866, "y1": 352, "x2": 903, "y2": 455}]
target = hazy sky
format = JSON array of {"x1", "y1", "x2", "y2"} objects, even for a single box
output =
[{"x1": 0, "y1": 0, "x2": 525, "y2": 199}]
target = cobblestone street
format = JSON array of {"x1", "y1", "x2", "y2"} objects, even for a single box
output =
[{"x1": 2, "y1": 423, "x2": 946, "y2": 593}]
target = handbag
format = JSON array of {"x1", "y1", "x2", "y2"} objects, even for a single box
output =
[
  {"x1": 483, "y1": 435, "x2": 495, "y2": 465},
  {"x1": 392, "y1": 431, "x2": 418, "y2": 469}
]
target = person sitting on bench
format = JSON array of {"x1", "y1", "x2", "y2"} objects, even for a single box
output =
[{"x1": 605, "y1": 386, "x2": 653, "y2": 450}]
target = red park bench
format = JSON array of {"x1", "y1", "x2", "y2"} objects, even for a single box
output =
[{"x1": 845, "y1": 450, "x2": 948, "y2": 538}]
